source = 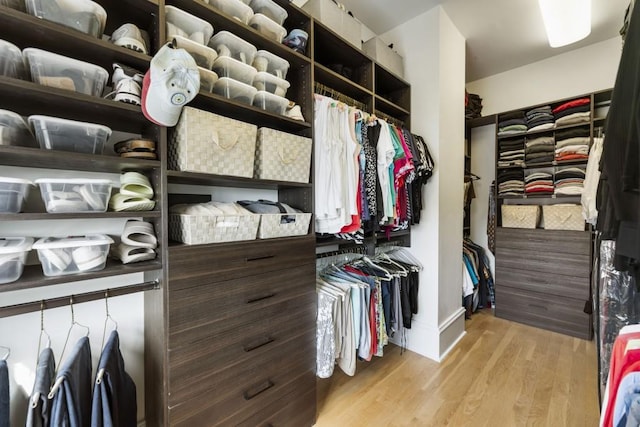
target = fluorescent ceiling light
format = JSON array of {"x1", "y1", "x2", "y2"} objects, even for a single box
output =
[{"x1": 538, "y1": 0, "x2": 591, "y2": 48}]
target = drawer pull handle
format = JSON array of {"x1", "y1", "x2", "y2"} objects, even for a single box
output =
[
  {"x1": 243, "y1": 379, "x2": 274, "y2": 400},
  {"x1": 244, "y1": 336, "x2": 275, "y2": 352},
  {"x1": 246, "y1": 255, "x2": 275, "y2": 262},
  {"x1": 247, "y1": 293, "x2": 275, "y2": 304},
  {"x1": 529, "y1": 303, "x2": 548, "y2": 311}
]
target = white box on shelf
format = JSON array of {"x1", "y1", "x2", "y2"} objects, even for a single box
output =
[
  {"x1": 212, "y1": 77, "x2": 258, "y2": 105},
  {"x1": 0, "y1": 109, "x2": 38, "y2": 147},
  {"x1": 542, "y1": 204, "x2": 585, "y2": 231},
  {"x1": 252, "y1": 91, "x2": 288, "y2": 115},
  {"x1": 363, "y1": 37, "x2": 404, "y2": 78},
  {"x1": 252, "y1": 50, "x2": 289, "y2": 79},
  {"x1": 207, "y1": 0, "x2": 254, "y2": 24},
  {"x1": 257, "y1": 213, "x2": 311, "y2": 239},
  {"x1": 249, "y1": 0, "x2": 287, "y2": 26},
  {"x1": 302, "y1": 0, "x2": 361, "y2": 48},
  {"x1": 248, "y1": 13, "x2": 287, "y2": 43},
  {"x1": 252, "y1": 71, "x2": 289, "y2": 97},
  {"x1": 208, "y1": 30, "x2": 257, "y2": 65},
  {"x1": 35, "y1": 178, "x2": 112, "y2": 213},
  {"x1": 25, "y1": 0, "x2": 106, "y2": 38},
  {"x1": 0, "y1": 237, "x2": 33, "y2": 284},
  {"x1": 33, "y1": 234, "x2": 114, "y2": 276},
  {"x1": 28, "y1": 115, "x2": 111, "y2": 155},
  {"x1": 501, "y1": 205, "x2": 540, "y2": 229},
  {"x1": 169, "y1": 212, "x2": 260, "y2": 244},
  {"x1": 169, "y1": 106, "x2": 258, "y2": 177},
  {"x1": 0, "y1": 39, "x2": 27, "y2": 80},
  {"x1": 211, "y1": 55, "x2": 257, "y2": 85},
  {"x1": 0, "y1": 177, "x2": 33, "y2": 213}
]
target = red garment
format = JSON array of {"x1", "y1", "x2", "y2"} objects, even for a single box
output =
[
  {"x1": 525, "y1": 187, "x2": 554, "y2": 194},
  {"x1": 552, "y1": 97, "x2": 590, "y2": 114},
  {"x1": 556, "y1": 153, "x2": 589, "y2": 161},
  {"x1": 602, "y1": 328, "x2": 640, "y2": 427}
]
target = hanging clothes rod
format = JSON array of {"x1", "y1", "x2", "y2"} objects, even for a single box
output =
[
  {"x1": 316, "y1": 246, "x2": 367, "y2": 259},
  {"x1": 313, "y1": 81, "x2": 368, "y2": 111},
  {"x1": 0, "y1": 279, "x2": 160, "y2": 319},
  {"x1": 374, "y1": 110, "x2": 405, "y2": 127}
]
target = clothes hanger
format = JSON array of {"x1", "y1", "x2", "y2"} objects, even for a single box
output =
[
  {"x1": 36, "y1": 300, "x2": 52, "y2": 359},
  {"x1": 100, "y1": 289, "x2": 118, "y2": 351},
  {"x1": 58, "y1": 295, "x2": 90, "y2": 367},
  {"x1": 0, "y1": 345, "x2": 9, "y2": 361}
]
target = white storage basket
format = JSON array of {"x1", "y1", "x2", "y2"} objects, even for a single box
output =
[
  {"x1": 501, "y1": 205, "x2": 540, "y2": 229},
  {"x1": 169, "y1": 213, "x2": 259, "y2": 244},
  {"x1": 254, "y1": 127, "x2": 312, "y2": 183},
  {"x1": 542, "y1": 204, "x2": 585, "y2": 231},
  {"x1": 257, "y1": 213, "x2": 311, "y2": 239},
  {"x1": 169, "y1": 107, "x2": 257, "y2": 177}
]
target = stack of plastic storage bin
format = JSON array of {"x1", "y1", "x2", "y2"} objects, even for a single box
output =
[{"x1": 209, "y1": 30, "x2": 259, "y2": 105}]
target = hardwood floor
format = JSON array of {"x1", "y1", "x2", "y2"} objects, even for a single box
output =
[{"x1": 315, "y1": 309, "x2": 599, "y2": 427}]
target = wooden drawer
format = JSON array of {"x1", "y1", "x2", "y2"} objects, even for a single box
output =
[
  {"x1": 495, "y1": 285, "x2": 592, "y2": 339},
  {"x1": 167, "y1": 297, "x2": 315, "y2": 402},
  {"x1": 495, "y1": 248, "x2": 590, "y2": 279},
  {"x1": 495, "y1": 266, "x2": 589, "y2": 300},
  {"x1": 235, "y1": 386, "x2": 316, "y2": 427},
  {"x1": 168, "y1": 262, "x2": 316, "y2": 340},
  {"x1": 168, "y1": 334, "x2": 315, "y2": 426},
  {"x1": 168, "y1": 236, "x2": 315, "y2": 286},
  {"x1": 496, "y1": 227, "x2": 591, "y2": 255}
]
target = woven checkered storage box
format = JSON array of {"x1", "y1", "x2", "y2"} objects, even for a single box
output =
[
  {"x1": 169, "y1": 107, "x2": 257, "y2": 178},
  {"x1": 257, "y1": 212, "x2": 312, "y2": 239},
  {"x1": 169, "y1": 213, "x2": 260, "y2": 244},
  {"x1": 542, "y1": 204, "x2": 585, "y2": 231},
  {"x1": 501, "y1": 205, "x2": 540, "y2": 229},
  {"x1": 254, "y1": 127, "x2": 312, "y2": 183}
]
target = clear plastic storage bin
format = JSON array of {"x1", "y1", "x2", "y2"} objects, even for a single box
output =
[
  {"x1": 208, "y1": 31, "x2": 257, "y2": 65},
  {"x1": 0, "y1": 39, "x2": 27, "y2": 79},
  {"x1": 33, "y1": 234, "x2": 114, "y2": 276},
  {"x1": 23, "y1": 48, "x2": 108, "y2": 96},
  {"x1": 28, "y1": 115, "x2": 111, "y2": 154},
  {"x1": 0, "y1": 177, "x2": 33, "y2": 214},
  {"x1": 249, "y1": 13, "x2": 286, "y2": 43},
  {"x1": 198, "y1": 67, "x2": 219, "y2": 92},
  {"x1": 0, "y1": 237, "x2": 34, "y2": 284},
  {"x1": 207, "y1": 0, "x2": 254, "y2": 24},
  {"x1": 172, "y1": 35, "x2": 219, "y2": 69},
  {"x1": 253, "y1": 91, "x2": 288, "y2": 115},
  {"x1": 0, "y1": 110, "x2": 38, "y2": 148},
  {"x1": 252, "y1": 71, "x2": 289, "y2": 97},
  {"x1": 249, "y1": 0, "x2": 287, "y2": 25},
  {"x1": 213, "y1": 77, "x2": 258, "y2": 105},
  {"x1": 165, "y1": 5, "x2": 214, "y2": 45},
  {"x1": 35, "y1": 178, "x2": 113, "y2": 213},
  {"x1": 252, "y1": 50, "x2": 290, "y2": 79},
  {"x1": 25, "y1": 0, "x2": 107, "y2": 38},
  {"x1": 211, "y1": 56, "x2": 257, "y2": 85}
]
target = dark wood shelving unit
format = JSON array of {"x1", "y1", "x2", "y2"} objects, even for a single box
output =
[
  {"x1": 1, "y1": 211, "x2": 161, "y2": 220},
  {"x1": 313, "y1": 63, "x2": 374, "y2": 105},
  {"x1": 0, "y1": 259, "x2": 162, "y2": 293},
  {"x1": 168, "y1": 234, "x2": 314, "y2": 252},
  {"x1": 374, "y1": 95, "x2": 410, "y2": 122},
  {"x1": 166, "y1": 170, "x2": 312, "y2": 189}
]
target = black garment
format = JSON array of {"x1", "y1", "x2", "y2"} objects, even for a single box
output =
[
  {"x1": 361, "y1": 123, "x2": 378, "y2": 218},
  {"x1": 553, "y1": 104, "x2": 591, "y2": 120},
  {"x1": 499, "y1": 111, "x2": 525, "y2": 123},
  {"x1": 498, "y1": 118, "x2": 527, "y2": 128},
  {"x1": 0, "y1": 360, "x2": 8, "y2": 427},
  {"x1": 555, "y1": 126, "x2": 591, "y2": 140}
]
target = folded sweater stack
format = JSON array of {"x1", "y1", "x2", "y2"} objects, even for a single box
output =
[
  {"x1": 498, "y1": 137, "x2": 525, "y2": 167},
  {"x1": 498, "y1": 111, "x2": 527, "y2": 136},
  {"x1": 553, "y1": 97, "x2": 591, "y2": 127},
  {"x1": 554, "y1": 166, "x2": 586, "y2": 196},
  {"x1": 525, "y1": 105, "x2": 554, "y2": 133},
  {"x1": 554, "y1": 126, "x2": 590, "y2": 162},
  {"x1": 525, "y1": 171, "x2": 554, "y2": 195},
  {"x1": 525, "y1": 135, "x2": 554, "y2": 166},
  {"x1": 498, "y1": 169, "x2": 524, "y2": 197}
]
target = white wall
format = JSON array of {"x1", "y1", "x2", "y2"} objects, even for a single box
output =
[
  {"x1": 465, "y1": 35, "x2": 622, "y2": 282},
  {"x1": 381, "y1": 6, "x2": 466, "y2": 361}
]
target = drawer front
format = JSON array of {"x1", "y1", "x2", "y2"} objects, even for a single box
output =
[
  {"x1": 495, "y1": 286, "x2": 591, "y2": 339},
  {"x1": 168, "y1": 334, "x2": 315, "y2": 426},
  {"x1": 495, "y1": 247, "x2": 590, "y2": 279},
  {"x1": 235, "y1": 386, "x2": 316, "y2": 427},
  {"x1": 168, "y1": 236, "x2": 315, "y2": 286},
  {"x1": 496, "y1": 227, "x2": 590, "y2": 255},
  {"x1": 495, "y1": 266, "x2": 589, "y2": 300},
  {"x1": 167, "y1": 296, "x2": 316, "y2": 403},
  {"x1": 169, "y1": 262, "x2": 316, "y2": 339}
]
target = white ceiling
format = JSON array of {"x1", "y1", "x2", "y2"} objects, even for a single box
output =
[{"x1": 336, "y1": 0, "x2": 628, "y2": 82}]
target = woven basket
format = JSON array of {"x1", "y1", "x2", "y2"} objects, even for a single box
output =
[
  {"x1": 254, "y1": 127, "x2": 312, "y2": 183},
  {"x1": 169, "y1": 107, "x2": 257, "y2": 178},
  {"x1": 542, "y1": 204, "x2": 585, "y2": 231},
  {"x1": 169, "y1": 213, "x2": 259, "y2": 245},
  {"x1": 257, "y1": 213, "x2": 312, "y2": 239},
  {"x1": 501, "y1": 205, "x2": 540, "y2": 229}
]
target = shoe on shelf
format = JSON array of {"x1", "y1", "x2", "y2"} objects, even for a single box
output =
[
  {"x1": 285, "y1": 104, "x2": 305, "y2": 121},
  {"x1": 111, "y1": 63, "x2": 144, "y2": 105},
  {"x1": 111, "y1": 23, "x2": 148, "y2": 54}
]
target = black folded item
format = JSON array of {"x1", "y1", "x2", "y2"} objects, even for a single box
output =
[
  {"x1": 525, "y1": 106, "x2": 552, "y2": 118},
  {"x1": 498, "y1": 118, "x2": 527, "y2": 128},
  {"x1": 554, "y1": 126, "x2": 591, "y2": 140},
  {"x1": 554, "y1": 104, "x2": 591, "y2": 120},
  {"x1": 499, "y1": 111, "x2": 525, "y2": 122}
]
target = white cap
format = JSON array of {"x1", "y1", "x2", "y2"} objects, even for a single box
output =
[{"x1": 142, "y1": 42, "x2": 200, "y2": 127}]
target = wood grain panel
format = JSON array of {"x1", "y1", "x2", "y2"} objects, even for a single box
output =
[
  {"x1": 495, "y1": 248, "x2": 590, "y2": 278},
  {"x1": 495, "y1": 266, "x2": 589, "y2": 300},
  {"x1": 496, "y1": 227, "x2": 590, "y2": 255},
  {"x1": 235, "y1": 387, "x2": 317, "y2": 427},
  {"x1": 495, "y1": 286, "x2": 591, "y2": 339},
  {"x1": 168, "y1": 336, "x2": 315, "y2": 425},
  {"x1": 168, "y1": 236, "x2": 315, "y2": 285},
  {"x1": 168, "y1": 298, "x2": 315, "y2": 396},
  {"x1": 168, "y1": 263, "x2": 316, "y2": 340}
]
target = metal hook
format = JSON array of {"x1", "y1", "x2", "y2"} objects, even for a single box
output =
[
  {"x1": 36, "y1": 300, "x2": 52, "y2": 365},
  {"x1": 101, "y1": 289, "x2": 118, "y2": 350},
  {"x1": 58, "y1": 296, "x2": 90, "y2": 367}
]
